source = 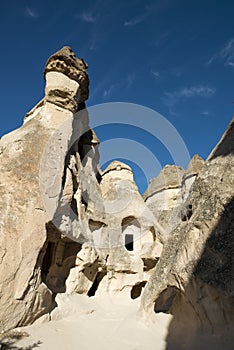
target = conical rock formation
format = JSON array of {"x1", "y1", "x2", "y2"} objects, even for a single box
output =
[{"x1": 141, "y1": 118, "x2": 234, "y2": 349}]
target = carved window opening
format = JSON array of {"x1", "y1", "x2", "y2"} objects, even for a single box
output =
[
  {"x1": 125, "y1": 234, "x2": 134, "y2": 251},
  {"x1": 122, "y1": 216, "x2": 140, "y2": 251}
]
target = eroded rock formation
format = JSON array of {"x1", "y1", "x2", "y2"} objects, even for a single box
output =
[
  {"x1": 0, "y1": 46, "x2": 233, "y2": 350},
  {"x1": 141, "y1": 119, "x2": 234, "y2": 349},
  {"x1": 64, "y1": 159, "x2": 164, "y2": 299},
  {"x1": 0, "y1": 47, "x2": 163, "y2": 330},
  {"x1": 143, "y1": 155, "x2": 204, "y2": 243},
  {"x1": 0, "y1": 46, "x2": 91, "y2": 330}
]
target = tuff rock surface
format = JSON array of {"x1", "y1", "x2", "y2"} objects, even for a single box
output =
[
  {"x1": 0, "y1": 47, "x2": 162, "y2": 331},
  {"x1": 141, "y1": 118, "x2": 234, "y2": 349},
  {"x1": 144, "y1": 155, "x2": 204, "y2": 243},
  {"x1": 0, "y1": 47, "x2": 91, "y2": 330},
  {"x1": 0, "y1": 45, "x2": 233, "y2": 350}
]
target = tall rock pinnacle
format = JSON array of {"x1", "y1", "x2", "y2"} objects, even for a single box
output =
[{"x1": 44, "y1": 46, "x2": 89, "y2": 112}]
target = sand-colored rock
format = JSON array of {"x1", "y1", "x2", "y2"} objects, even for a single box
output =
[
  {"x1": 65, "y1": 160, "x2": 164, "y2": 298},
  {"x1": 141, "y1": 118, "x2": 234, "y2": 349},
  {"x1": 44, "y1": 46, "x2": 89, "y2": 105},
  {"x1": 144, "y1": 157, "x2": 204, "y2": 242},
  {"x1": 0, "y1": 47, "x2": 91, "y2": 330},
  {"x1": 1, "y1": 45, "x2": 233, "y2": 350},
  {"x1": 143, "y1": 165, "x2": 184, "y2": 242},
  {"x1": 0, "y1": 46, "x2": 163, "y2": 329},
  {"x1": 181, "y1": 154, "x2": 204, "y2": 201}
]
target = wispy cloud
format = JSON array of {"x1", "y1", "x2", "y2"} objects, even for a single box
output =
[
  {"x1": 126, "y1": 73, "x2": 136, "y2": 88},
  {"x1": 179, "y1": 86, "x2": 215, "y2": 98},
  {"x1": 162, "y1": 85, "x2": 216, "y2": 107},
  {"x1": 201, "y1": 111, "x2": 210, "y2": 116},
  {"x1": 207, "y1": 38, "x2": 234, "y2": 67},
  {"x1": 25, "y1": 7, "x2": 38, "y2": 19},
  {"x1": 151, "y1": 70, "x2": 160, "y2": 79},
  {"x1": 103, "y1": 84, "x2": 116, "y2": 99},
  {"x1": 124, "y1": 7, "x2": 151, "y2": 27},
  {"x1": 77, "y1": 11, "x2": 96, "y2": 23},
  {"x1": 152, "y1": 31, "x2": 170, "y2": 47}
]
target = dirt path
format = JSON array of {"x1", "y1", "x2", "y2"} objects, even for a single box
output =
[{"x1": 15, "y1": 294, "x2": 172, "y2": 350}]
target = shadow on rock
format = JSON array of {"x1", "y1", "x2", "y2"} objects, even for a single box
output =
[{"x1": 166, "y1": 196, "x2": 234, "y2": 350}]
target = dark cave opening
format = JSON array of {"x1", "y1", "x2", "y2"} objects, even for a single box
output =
[
  {"x1": 154, "y1": 286, "x2": 179, "y2": 314},
  {"x1": 125, "y1": 234, "x2": 134, "y2": 251},
  {"x1": 88, "y1": 270, "x2": 107, "y2": 297},
  {"x1": 130, "y1": 281, "x2": 147, "y2": 299},
  {"x1": 41, "y1": 222, "x2": 82, "y2": 293}
]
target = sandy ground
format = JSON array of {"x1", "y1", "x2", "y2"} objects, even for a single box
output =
[{"x1": 14, "y1": 294, "x2": 172, "y2": 350}]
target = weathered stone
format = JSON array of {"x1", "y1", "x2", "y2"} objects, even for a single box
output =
[
  {"x1": 66, "y1": 244, "x2": 99, "y2": 295},
  {"x1": 143, "y1": 165, "x2": 184, "y2": 242},
  {"x1": 144, "y1": 165, "x2": 184, "y2": 198},
  {"x1": 141, "y1": 118, "x2": 234, "y2": 349},
  {"x1": 44, "y1": 46, "x2": 89, "y2": 104},
  {"x1": 144, "y1": 157, "x2": 204, "y2": 242},
  {"x1": 1, "y1": 44, "x2": 233, "y2": 350},
  {"x1": 181, "y1": 154, "x2": 204, "y2": 201},
  {"x1": 0, "y1": 48, "x2": 92, "y2": 331},
  {"x1": 43, "y1": 46, "x2": 89, "y2": 112},
  {"x1": 64, "y1": 160, "x2": 165, "y2": 298}
]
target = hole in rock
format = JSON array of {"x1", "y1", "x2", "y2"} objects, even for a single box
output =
[
  {"x1": 150, "y1": 227, "x2": 156, "y2": 241},
  {"x1": 88, "y1": 270, "x2": 107, "y2": 297},
  {"x1": 122, "y1": 216, "x2": 140, "y2": 251},
  {"x1": 81, "y1": 194, "x2": 88, "y2": 210},
  {"x1": 130, "y1": 281, "x2": 147, "y2": 299},
  {"x1": 154, "y1": 286, "x2": 179, "y2": 314},
  {"x1": 89, "y1": 219, "x2": 106, "y2": 232},
  {"x1": 181, "y1": 204, "x2": 193, "y2": 221},
  {"x1": 41, "y1": 222, "x2": 82, "y2": 293},
  {"x1": 125, "y1": 234, "x2": 134, "y2": 251},
  {"x1": 142, "y1": 257, "x2": 158, "y2": 272}
]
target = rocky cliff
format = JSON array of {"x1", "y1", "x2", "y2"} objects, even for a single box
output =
[
  {"x1": 0, "y1": 46, "x2": 92, "y2": 330},
  {"x1": 0, "y1": 47, "x2": 163, "y2": 330},
  {"x1": 141, "y1": 118, "x2": 234, "y2": 349},
  {"x1": 143, "y1": 155, "x2": 204, "y2": 243},
  {"x1": 0, "y1": 47, "x2": 233, "y2": 350}
]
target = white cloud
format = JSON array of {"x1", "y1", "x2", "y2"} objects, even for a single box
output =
[
  {"x1": 180, "y1": 86, "x2": 215, "y2": 98},
  {"x1": 162, "y1": 85, "x2": 216, "y2": 107},
  {"x1": 103, "y1": 84, "x2": 116, "y2": 99},
  {"x1": 207, "y1": 38, "x2": 234, "y2": 68},
  {"x1": 78, "y1": 11, "x2": 96, "y2": 23},
  {"x1": 124, "y1": 7, "x2": 151, "y2": 27},
  {"x1": 201, "y1": 111, "x2": 210, "y2": 116},
  {"x1": 151, "y1": 70, "x2": 160, "y2": 79},
  {"x1": 25, "y1": 7, "x2": 38, "y2": 19}
]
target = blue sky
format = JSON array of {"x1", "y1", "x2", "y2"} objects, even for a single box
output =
[{"x1": 1, "y1": 0, "x2": 233, "y2": 193}]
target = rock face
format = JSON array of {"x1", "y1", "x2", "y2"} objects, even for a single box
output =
[
  {"x1": 44, "y1": 46, "x2": 89, "y2": 110},
  {"x1": 0, "y1": 45, "x2": 233, "y2": 350},
  {"x1": 0, "y1": 47, "x2": 163, "y2": 330},
  {"x1": 141, "y1": 119, "x2": 234, "y2": 349},
  {"x1": 144, "y1": 156, "x2": 204, "y2": 243},
  {"x1": 0, "y1": 47, "x2": 91, "y2": 330},
  {"x1": 65, "y1": 160, "x2": 164, "y2": 298},
  {"x1": 181, "y1": 154, "x2": 204, "y2": 201}
]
